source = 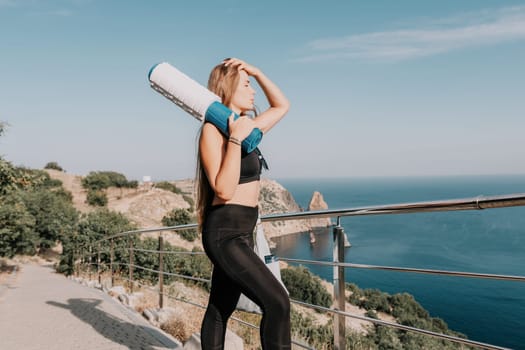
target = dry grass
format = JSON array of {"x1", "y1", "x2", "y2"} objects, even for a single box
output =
[
  {"x1": 161, "y1": 317, "x2": 189, "y2": 342},
  {"x1": 229, "y1": 310, "x2": 263, "y2": 350},
  {"x1": 133, "y1": 289, "x2": 159, "y2": 314},
  {"x1": 0, "y1": 258, "x2": 18, "y2": 284}
]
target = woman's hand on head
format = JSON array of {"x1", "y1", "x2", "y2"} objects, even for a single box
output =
[
  {"x1": 223, "y1": 58, "x2": 260, "y2": 77},
  {"x1": 228, "y1": 113, "x2": 255, "y2": 141}
]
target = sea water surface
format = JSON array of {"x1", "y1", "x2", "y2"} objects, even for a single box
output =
[{"x1": 273, "y1": 175, "x2": 525, "y2": 350}]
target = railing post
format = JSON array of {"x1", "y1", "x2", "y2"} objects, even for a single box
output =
[
  {"x1": 89, "y1": 245, "x2": 92, "y2": 280},
  {"x1": 80, "y1": 248, "x2": 85, "y2": 276},
  {"x1": 333, "y1": 217, "x2": 346, "y2": 350},
  {"x1": 159, "y1": 232, "x2": 164, "y2": 309},
  {"x1": 129, "y1": 239, "x2": 134, "y2": 293},
  {"x1": 74, "y1": 248, "x2": 79, "y2": 277},
  {"x1": 97, "y1": 242, "x2": 101, "y2": 285},
  {"x1": 110, "y1": 239, "x2": 114, "y2": 287}
]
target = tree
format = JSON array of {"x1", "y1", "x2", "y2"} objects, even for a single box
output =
[
  {"x1": 58, "y1": 208, "x2": 137, "y2": 275},
  {"x1": 21, "y1": 188, "x2": 79, "y2": 250},
  {"x1": 0, "y1": 193, "x2": 37, "y2": 257},
  {"x1": 82, "y1": 171, "x2": 112, "y2": 190},
  {"x1": 0, "y1": 121, "x2": 7, "y2": 137},
  {"x1": 0, "y1": 158, "x2": 17, "y2": 195}
]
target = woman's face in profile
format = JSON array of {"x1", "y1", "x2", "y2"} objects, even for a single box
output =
[{"x1": 230, "y1": 70, "x2": 255, "y2": 113}]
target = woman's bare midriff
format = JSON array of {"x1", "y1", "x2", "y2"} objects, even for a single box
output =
[{"x1": 211, "y1": 181, "x2": 260, "y2": 207}]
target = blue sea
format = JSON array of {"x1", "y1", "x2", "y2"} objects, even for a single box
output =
[{"x1": 273, "y1": 175, "x2": 525, "y2": 350}]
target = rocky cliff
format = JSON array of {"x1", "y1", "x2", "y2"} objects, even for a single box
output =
[
  {"x1": 47, "y1": 170, "x2": 329, "y2": 248},
  {"x1": 306, "y1": 191, "x2": 332, "y2": 228}
]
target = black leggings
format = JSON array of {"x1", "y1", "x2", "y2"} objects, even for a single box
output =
[{"x1": 201, "y1": 204, "x2": 291, "y2": 350}]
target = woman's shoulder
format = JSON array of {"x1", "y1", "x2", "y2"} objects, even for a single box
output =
[
  {"x1": 201, "y1": 122, "x2": 225, "y2": 143},
  {"x1": 202, "y1": 122, "x2": 222, "y2": 135}
]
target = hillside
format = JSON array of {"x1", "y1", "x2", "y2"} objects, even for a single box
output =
[{"x1": 45, "y1": 170, "x2": 324, "y2": 249}]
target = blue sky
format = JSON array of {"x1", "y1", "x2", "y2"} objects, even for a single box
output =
[{"x1": 1, "y1": 0, "x2": 524, "y2": 181}]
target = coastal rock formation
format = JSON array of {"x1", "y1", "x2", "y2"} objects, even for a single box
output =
[
  {"x1": 257, "y1": 178, "x2": 311, "y2": 241},
  {"x1": 307, "y1": 191, "x2": 332, "y2": 228}
]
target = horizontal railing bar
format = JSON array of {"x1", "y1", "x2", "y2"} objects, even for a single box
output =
[
  {"x1": 262, "y1": 193, "x2": 525, "y2": 223},
  {"x1": 101, "y1": 224, "x2": 198, "y2": 242},
  {"x1": 132, "y1": 248, "x2": 206, "y2": 256},
  {"x1": 82, "y1": 252, "x2": 524, "y2": 287},
  {"x1": 119, "y1": 263, "x2": 211, "y2": 284},
  {"x1": 93, "y1": 193, "x2": 525, "y2": 243},
  {"x1": 291, "y1": 299, "x2": 510, "y2": 350},
  {"x1": 280, "y1": 258, "x2": 525, "y2": 282}
]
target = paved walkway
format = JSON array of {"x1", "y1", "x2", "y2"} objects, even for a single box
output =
[{"x1": 0, "y1": 263, "x2": 181, "y2": 350}]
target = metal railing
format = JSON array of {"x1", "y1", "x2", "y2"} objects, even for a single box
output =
[{"x1": 76, "y1": 193, "x2": 525, "y2": 350}]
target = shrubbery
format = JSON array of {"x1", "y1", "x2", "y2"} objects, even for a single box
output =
[
  {"x1": 57, "y1": 208, "x2": 137, "y2": 275},
  {"x1": 347, "y1": 283, "x2": 470, "y2": 349},
  {"x1": 81, "y1": 171, "x2": 137, "y2": 207},
  {"x1": 44, "y1": 162, "x2": 64, "y2": 171},
  {"x1": 81, "y1": 171, "x2": 138, "y2": 190},
  {"x1": 161, "y1": 208, "x2": 198, "y2": 242},
  {"x1": 86, "y1": 189, "x2": 108, "y2": 206},
  {"x1": 0, "y1": 164, "x2": 78, "y2": 257},
  {"x1": 0, "y1": 193, "x2": 38, "y2": 257},
  {"x1": 155, "y1": 181, "x2": 182, "y2": 194},
  {"x1": 281, "y1": 265, "x2": 332, "y2": 309},
  {"x1": 132, "y1": 238, "x2": 211, "y2": 290},
  {"x1": 291, "y1": 309, "x2": 334, "y2": 349}
]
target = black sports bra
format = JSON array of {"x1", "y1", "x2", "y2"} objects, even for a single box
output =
[
  {"x1": 203, "y1": 122, "x2": 268, "y2": 184},
  {"x1": 239, "y1": 148, "x2": 268, "y2": 184}
]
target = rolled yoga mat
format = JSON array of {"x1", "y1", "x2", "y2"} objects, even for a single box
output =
[{"x1": 148, "y1": 62, "x2": 263, "y2": 153}]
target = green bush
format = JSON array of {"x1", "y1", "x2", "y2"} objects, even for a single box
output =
[
  {"x1": 281, "y1": 265, "x2": 332, "y2": 309},
  {"x1": 162, "y1": 208, "x2": 198, "y2": 242},
  {"x1": 390, "y1": 293, "x2": 429, "y2": 320},
  {"x1": 291, "y1": 309, "x2": 333, "y2": 349},
  {"x1": 132, "y1": 238, "x2": 211, "y2": 289},
  {"x1": 346, "y1": 283, "x2": 471, "y2": 349},
  {"x1": 0, "y1": 163, "x2": 54, "y2": 195},
  {"x1": 86, "y1": 189, "x2": 108, "y2": 206},
  {"x1": 1, "y1": 159, "x2": 20, "y2": 195},
  {"x1": 58, "y1": 209, "x2": 137, "y2": 275},
  {"x1": 182, "y1": 195, "x2": 195, "y2": 211},
  {"x1": 81, "y1": 171, "x2": 137, "y2": 190},
  {"x1": 358, "y1": 288, "x2": 391, "y2": 313},
  {"x1": 1, "y1": 127, "x2": 79, "y2": 258},
  {"x1": 44, "y1": 162, "x2": 64, "y2": 171},
  {"x1": 82, "y1": 172, "x2": 110, "y2": 190},
  {"x1": 20, "y1": 188, "x2": 79, "y2": 250},
  {"x1": 0, "y1": 193, "x2": 38, "y2": 257},
  {"x1": 155, "y1": 181, "x2": 182, "y2": 194}
]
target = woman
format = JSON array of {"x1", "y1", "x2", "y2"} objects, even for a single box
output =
[{"x1": 197, "y1": 58, "x2": 291, "y2": 350}]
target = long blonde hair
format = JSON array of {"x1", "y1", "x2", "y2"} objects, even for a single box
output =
[{"x1": 196, "y1": 62, "x2": 242, "y2": 227}]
